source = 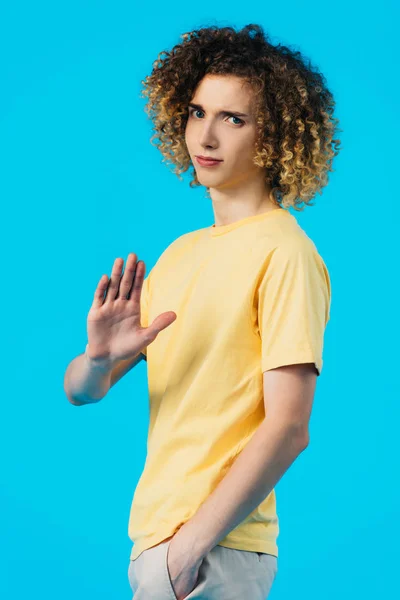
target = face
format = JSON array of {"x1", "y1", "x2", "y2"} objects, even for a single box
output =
[{"x1": 184, "y1": 74, "x2": 263, "y2": 191}]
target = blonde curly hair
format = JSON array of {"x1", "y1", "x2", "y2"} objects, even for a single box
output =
[{"x1": 140, "y1": 23, "x2": 342, "y2": 211}]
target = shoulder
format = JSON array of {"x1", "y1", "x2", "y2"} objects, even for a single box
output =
[
  {"x1": 150, "y1": 228, "x2": 203, "y2": 275},
  {"x1": 255, "y1": 228, "x2": 321, "y2": 270},
  {"x1": 161, "y1": 227, "x2": 204, "y2": 254},
  {"x1": 259, "y1": 233, "x2": 330, "y2": 294},
  {"x1": 273, "y1": 234, "x2": 321, "y2": 264}
]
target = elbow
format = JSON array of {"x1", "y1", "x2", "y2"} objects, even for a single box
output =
[
  {"x1": 65, "y1": 389, "x2": 92, "y2": 406},
  {"x1": 68, "y1": 398, "x2": 85, "y2": 406},
  {"x1": 288, "y1": 423, "x2": 310, "y2": 451},
  {"x1": 66, "y1": 393, "x2": 85, "y2": 406},
  {"x1": 298, "y1": 430, "x2": 310, "y2": 451}
]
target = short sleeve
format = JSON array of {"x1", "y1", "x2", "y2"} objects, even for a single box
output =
[{"x1": 257, "y1": 241, "x2": 331, "y2": 376}]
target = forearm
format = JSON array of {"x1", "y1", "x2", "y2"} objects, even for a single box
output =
[
  {"x1": 63, "y1": 349, "x2": 113, "y2": 406},
  {"x1": 176, "y1": 418, "x2": 308, "y2": 559}
]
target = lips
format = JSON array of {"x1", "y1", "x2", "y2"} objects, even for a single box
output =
[
  {"x1": 195, "y1": 156, "x2": 223, "y2": 167},
  {"x1": 196, "y1": 156, "x2": 222, "y2": 161},
  {"x1": 196, "y1": 154, "x2": 222, "y2": 162}
]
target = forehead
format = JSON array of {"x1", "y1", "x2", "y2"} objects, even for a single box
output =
[{"x1": 190, "y1": 74, "x2": 254, "y2": 108}]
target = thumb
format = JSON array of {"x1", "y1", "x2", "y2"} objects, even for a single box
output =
[{"x1": 147, "y1": 311, "x2": 177, "y2": 337}]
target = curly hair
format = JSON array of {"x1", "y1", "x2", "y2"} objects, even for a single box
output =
[{"x1": 140, "y1": 23, "x2": 342, "y2": 211}]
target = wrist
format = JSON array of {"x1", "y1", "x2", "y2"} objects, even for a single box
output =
[
  {"x1": 84, "y1": 344, "x2": 115, "y2": 373},
  {"x1": 173, "y1": 519, "x2": 209, "y2": 562}
]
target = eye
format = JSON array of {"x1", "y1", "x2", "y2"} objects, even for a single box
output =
[{"x1": 188, "y1": 108, "x2": 244, "y2": 126}]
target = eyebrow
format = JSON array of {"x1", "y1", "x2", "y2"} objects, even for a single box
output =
[{"x1": 188, "y1": 102, "x2": 249, "y2": 118}]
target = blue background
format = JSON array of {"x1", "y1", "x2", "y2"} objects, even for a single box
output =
[{"x1": 1, "y1": 1, "x2": 398, "y2": 598}]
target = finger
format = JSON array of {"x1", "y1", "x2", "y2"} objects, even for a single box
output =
[
  {"x1": 92, "y1": 274, "x2": 109, "y2": 308},
  {"x1": 140, "y1": 312, "x2": 177, "y2": 354},
  {"x1": 147, "y1": 312, "x2": 177, "y2": 338},
  {"x1": 104, "y1": 257, "x2": 124, "y2": 303},
  {"x1": 127, "y1": 259, "x2": 145, "y2": 305},
  {"x1": 119, "y1": 253, "x2": 139, "y2": 299}
]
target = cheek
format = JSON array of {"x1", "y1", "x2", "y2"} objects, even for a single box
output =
[
  {"x1": 184, "y1": 126, "x2": 194, "y2": 149},
  {"x1": 229, "y1": 140, "x2": 256, "y2": 165},
  {"x1": 237, "y1": 138, "x2": 258, "y2": 164}
]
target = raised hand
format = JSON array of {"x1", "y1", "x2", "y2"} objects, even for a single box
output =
[{"x1": 86, "y1": 253, "x2": 176, "y2": 367}]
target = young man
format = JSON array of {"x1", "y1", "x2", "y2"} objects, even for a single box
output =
[{"x1": 64, "y1": 23, "x2": 340, "y2": 600}]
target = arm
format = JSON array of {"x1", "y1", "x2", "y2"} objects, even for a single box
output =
[
  {"x1": 171, "y1": 244, "x2": 326, "y2": 558},
  {"x1": 63, "y1": 348, "x2": 145, "y2": 406},
  {"x1": 172, "y1": 363, "x2": 316, "y2": 559},
  {"x1": 64, "y1": 254, "x2": 174, "y2": 406}
]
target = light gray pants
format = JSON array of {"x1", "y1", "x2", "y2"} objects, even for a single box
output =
[{"x1": 128, "y1": 538, "x2": 278, "y2": 599}]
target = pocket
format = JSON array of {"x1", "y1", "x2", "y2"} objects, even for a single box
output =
[
  {"x1": 253, "y1": 551, "x2": 267, "y2": 566},
  {"x1": 164, "y1": 540, "x2": 178, "y2": 600},
  {"x1": 128, "y1": 560, "x2": 137, "y2": 592},
  {"x1": 256, "y1": 551, "x2": 264, "y2": 562},
  {"x1": 255, "y1": 551, "x2": 278, "y2": 575}
]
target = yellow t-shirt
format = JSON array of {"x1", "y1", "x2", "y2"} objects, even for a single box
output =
[{"x1": 128, "y1": 207, "x2": 331, "y2": 561}]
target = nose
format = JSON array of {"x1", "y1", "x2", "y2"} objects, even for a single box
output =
[{"x1": 197, "y1": 120, "x2": 219, "y2": 148}]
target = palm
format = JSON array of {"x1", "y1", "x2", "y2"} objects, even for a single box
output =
[
  {"x1": 88, "y1": 299, "x2": 144, "y2": 361},
  {"x1": 86, "y1": 254, "x2": 176, "y2": 363}
]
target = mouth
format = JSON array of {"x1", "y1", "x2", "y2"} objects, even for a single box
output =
[{"x1": 195, "y1": 156, "x2": 223, "y2": 167}]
